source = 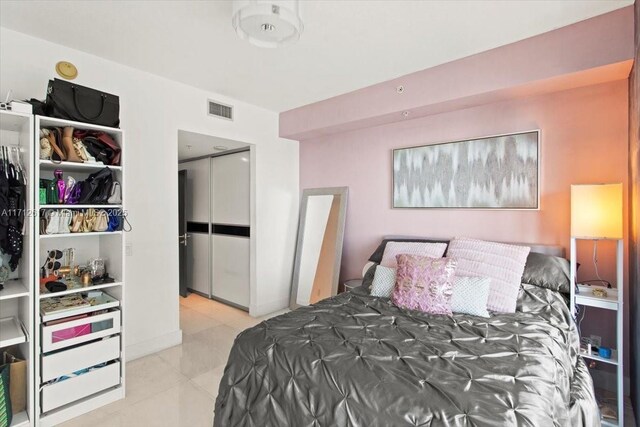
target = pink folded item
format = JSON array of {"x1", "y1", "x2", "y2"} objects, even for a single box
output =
[{"x1": 52, "y1": 324, "x2": 91, "y2": 343}]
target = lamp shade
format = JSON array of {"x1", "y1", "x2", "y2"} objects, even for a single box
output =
[{"x1": 571, "y1": 183, "x2": 623, "y2": 239}]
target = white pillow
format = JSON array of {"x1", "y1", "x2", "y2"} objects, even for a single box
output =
[
  {"x1": 370, "y1": 266, "x2": 396, "y2": 297},
  {"x1": 447, "y1": 238, "x2": 530, "y2": 313},
  {"x1": 380, "y1": 242, "x2": 447, "y2": 269},
  {"x1": 451, "y1": 276, "x2": 491, "y2": 318}
]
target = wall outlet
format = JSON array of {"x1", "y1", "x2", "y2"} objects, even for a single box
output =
[{"x1": 125, "y1": 244, "x2": 133, "y2": 257}]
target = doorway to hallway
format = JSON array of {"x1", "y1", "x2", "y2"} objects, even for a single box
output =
[{"x1": 177, "y1": 130, "x2": 252, "y2": 311}]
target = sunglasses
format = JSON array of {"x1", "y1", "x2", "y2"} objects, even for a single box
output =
[
  {"x1": 44, "y1": 250, "x2": 63, "y2": 273},
  {"x1": 48, "y1": 250, "x2": 63, "y2": 259},
  {"x1": 47, "y1": 260, "x2": 61, "y2": 271}
]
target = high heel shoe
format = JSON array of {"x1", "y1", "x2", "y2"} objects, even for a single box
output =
[
  {"x1": 62, "y1": 127, "x2": 83, "y2": 162},
  {"x1": 47, "y1": 128, "x2": 66, "y2": 161}
]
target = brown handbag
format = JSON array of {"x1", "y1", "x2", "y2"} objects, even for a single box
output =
[{"x1": 73, "y1": 129, "x2": 121, "y2": 165}]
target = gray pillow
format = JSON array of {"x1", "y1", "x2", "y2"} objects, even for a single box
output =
[
  {"x1": 361, "y1": 263, "x2": 378, "y2": 291},
  {"x1": 521, "y1": 252, "x2": 571, "y2": 293},
  {"x1": 368, "y1": 238, "x2": 450, "y2": 264}
]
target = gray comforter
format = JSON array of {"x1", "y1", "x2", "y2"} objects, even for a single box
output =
[{"x1": 214, "y1": 284, "x2": 599, "y2": 426}]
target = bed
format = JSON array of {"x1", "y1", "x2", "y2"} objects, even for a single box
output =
[{"x1": 214, "y1": 241, "x2": 599, "y2": 427}]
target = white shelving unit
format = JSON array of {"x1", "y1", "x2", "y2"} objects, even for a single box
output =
[
  {"x1": 0, "y1": 280, "x2": 29, "y2": 300},
  {"x1": 34, "y1": 116, "x2": 126, "y2": 426},
  {"x1": 39, "y1": 159, "x2": 122, "y2": 172},
  {"x1": 0, "y1": 317, "x2": 28, "y2": 347},
  {"x1": 0, "y1": 110, "x2": 35, "y2": 427},
  {"x1": 570, "y1": 238, "x2": 624, "y2": 427}
]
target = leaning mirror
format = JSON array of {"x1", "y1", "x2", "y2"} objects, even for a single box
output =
[{"x1": 290, "y1": 187, "x2": 348, "y2": 310}]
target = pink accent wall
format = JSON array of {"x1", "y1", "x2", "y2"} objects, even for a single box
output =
[
  {"x1": 299, "y1": 80, "x2": 630, "y2": 373},
  {"x1": 281, "y1": 7, "x2": 634, "y2": 141},
  {"x1": 300, "y1": 81, "x2": 628, "y2": 280}
]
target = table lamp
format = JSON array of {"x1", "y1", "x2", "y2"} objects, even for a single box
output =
[
  {"x1": 571, "y1": 183, "x2": 623, "y2": 240},
  {"x1": 571, "y1": 183, "x2": 623, "y2": 288}
]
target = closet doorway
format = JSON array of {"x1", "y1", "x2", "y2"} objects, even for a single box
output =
[{"x1": 177, "y1": 130, "x2": 252, "y2": 311}]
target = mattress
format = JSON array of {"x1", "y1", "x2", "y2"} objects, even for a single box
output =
[{"x1": 214, "y1": 284, "x2": 599, "y2": 426}]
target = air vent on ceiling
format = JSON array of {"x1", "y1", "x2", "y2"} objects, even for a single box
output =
[{"x1": 208, "y1": 99, "x2": 233, "y2": 120}]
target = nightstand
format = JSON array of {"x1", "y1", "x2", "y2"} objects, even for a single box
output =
[
  {"x1": 343, "y1": 279, "x2": 362, "y2": 293},
  {"x1": 570, "y1": 238, "x2": 624, "y2": 427}
]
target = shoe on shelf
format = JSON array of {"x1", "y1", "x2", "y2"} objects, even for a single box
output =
[
  {"x1": 47, "y1": 128, "x2": 67, "y2": 162},
  {"x1": 62, "y1": 127, "x2": 83, "y2": 163}
]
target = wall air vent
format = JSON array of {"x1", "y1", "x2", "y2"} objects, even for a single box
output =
[{"x1": 208, "y1": 99, "x2": 233, "y2": 121}]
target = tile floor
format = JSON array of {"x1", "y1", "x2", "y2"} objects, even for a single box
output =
[
  {"x1": 59, "y1": 294, "x2": 637, "y2": 426},
  {"x1": 60, "y1": 293, "x2": 287, "y2": 427}
]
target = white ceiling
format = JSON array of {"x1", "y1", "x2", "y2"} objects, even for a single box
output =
[
  {"x1": 178, "y1": 130, "x2": 249, "y2": 161},
  {"x1": 0, "y1": 0, "x2": 633, "y2": 112}
]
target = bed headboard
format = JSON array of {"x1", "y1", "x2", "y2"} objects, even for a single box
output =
[{"x1": 382, "y1": 235, "x2": 565, "y2": 257}]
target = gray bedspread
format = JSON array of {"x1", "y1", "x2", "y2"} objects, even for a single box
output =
[{"x1": 214, "y1": 284, "x2": 599, "y2": 426}]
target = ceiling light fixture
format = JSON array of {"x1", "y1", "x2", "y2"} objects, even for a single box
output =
[
  {"x1": 214, "y1": 145, "x2": 229, "y2": 151},
  {"x1": 232, "y1": 0, "x2": 303, "y2": 48}
]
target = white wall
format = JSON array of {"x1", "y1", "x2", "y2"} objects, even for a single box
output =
[{"x1": 0, "y1": 28, "x2": 299, "y2": 358}]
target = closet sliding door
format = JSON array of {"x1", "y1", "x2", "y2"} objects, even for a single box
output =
[
  {"x1": 181, "y1": 158, "x2": 211, "y2": 297},
  {"x1": 211, "y1": 152, "x2": 250, "y2": 309}
]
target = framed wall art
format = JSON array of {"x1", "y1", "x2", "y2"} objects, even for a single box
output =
[{"x1": 392, "y1": 130, "x2": 539, "y2": 209}]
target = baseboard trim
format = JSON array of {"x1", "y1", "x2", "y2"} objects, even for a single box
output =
[
  {"x1": 126, "y1": 329, "x2": 183, "y2": 361},
  {"x1": 251, "y1": 297, "x2": 289, "y2": 317}
]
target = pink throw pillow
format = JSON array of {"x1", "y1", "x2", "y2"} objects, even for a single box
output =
[
  {"x1": 391, "y1": 254, "x2": 457, "y2": 315},
  {"x1": 446, "y1": 238, "x2": 530, "y2": 313}
]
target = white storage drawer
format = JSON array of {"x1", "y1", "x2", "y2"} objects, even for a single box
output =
[
  {"x1": 42, "y1": 309, "x2": 121, "y2": 353},
  {"x1": 41, "y1": 336, "x2": 120, "y2": 382},
  {"x1": 41, "y1": 361, "x2": 121, "y2": 412}
]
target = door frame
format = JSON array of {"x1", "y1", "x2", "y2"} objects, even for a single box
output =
[{"x1": 177, "y1": 131, "x2": 255, "y2": 314}]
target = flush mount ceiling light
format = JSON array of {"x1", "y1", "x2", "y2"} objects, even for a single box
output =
[
  {"x1": 214, "y1": 145, "x2": 229, "y2": 151},
  {"x1": 232, "y1": 0, "x2": 303, "y2": 48}
]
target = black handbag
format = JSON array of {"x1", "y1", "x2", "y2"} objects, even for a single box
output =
[
  {"x1": 82, "y1": 136, "x2": 115, "y2": 165},
  {"x1": 46, "y1": 79, "x2": 120, "y2": 128},
  {"x1": 76, "y1": 168, "x2": 114, "y2": 205},
  {"x1": 76, "y1": 180, "x2": 94, "y2": 205},
  {"x1": 91, "y1": 173, "x2": 114, "y2": 204}
]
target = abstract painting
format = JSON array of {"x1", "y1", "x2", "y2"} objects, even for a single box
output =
[{"x1": 393, "y1": 131, "x2": 539, "y2": 209}]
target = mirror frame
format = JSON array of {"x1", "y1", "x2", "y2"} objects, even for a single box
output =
[{"x1": 290, "y1": 187, "x2": 349, "y2": 310}]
